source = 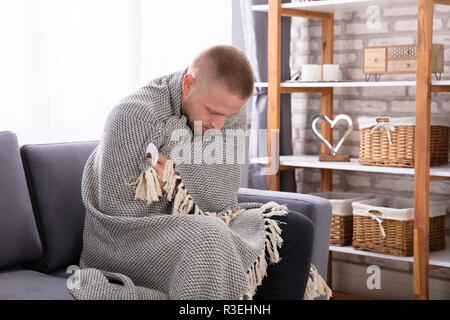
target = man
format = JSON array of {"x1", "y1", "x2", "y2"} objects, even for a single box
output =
[
  {"x1": 71, "y1": 45, "x2": 326, "y2": 300},
  {"x1": 147, "y1": 45, "x2": 253, "y2": 187}
]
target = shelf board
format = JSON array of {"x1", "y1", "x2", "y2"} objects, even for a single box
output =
[
  {"x1": 330, "y1": 245, "x2": 450, "y2": 268},
  {"x1": 255, "y1": 80, "x2": 450, "y2": 88},
  {"x1": 252, "y1": 0, "x2": 418, "y2": 14},
  {"x1": 250, "y1": 155, "x2": 450, "y2": 177}
]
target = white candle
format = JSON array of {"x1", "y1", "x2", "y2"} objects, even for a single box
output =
[
  {"x1": 301, "y1": 64, "x2": 322, "y2": 81},
  {"x1": 323, "y1": 64, "x2": 340, "y2": 81}
]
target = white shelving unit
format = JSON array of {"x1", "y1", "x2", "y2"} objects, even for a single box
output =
[
  {"x1": 255, "y1": 80, "x2": 450, "y2": 88},
  {"x1": 330, "y1": 245, "x2": 450, "y2": 268},
  {"x1": 255, "y1": 0, "x2": 450, "y2": 299},
  {"x1": 251, "y1": 155, "x2": 450, "y2": 177}
]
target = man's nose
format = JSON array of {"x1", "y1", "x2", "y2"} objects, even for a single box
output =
[{"x1": 212, "y1": 117, "x2": 226, "y2": 131}]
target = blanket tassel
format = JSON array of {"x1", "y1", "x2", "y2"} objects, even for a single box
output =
[
  {"x1": 303, "y1": 265, "x2": 333, "y2": 300},
  {"x1": 127, "y1": 167, "x2": 162, "y2": 204}
]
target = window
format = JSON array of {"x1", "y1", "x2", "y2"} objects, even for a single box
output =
[{"x1": 0, "y1": 0, "x2": 231, "y2": 144}]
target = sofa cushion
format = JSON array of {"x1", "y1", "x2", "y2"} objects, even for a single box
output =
[
  {"x1": 0, "y1": 268, "x2": 74, "y2": 299},
  {"x1": 20, "y1": 140, "x2": 99, "y2": 272},
  {"x1": 0, "y1": 131, "x2": 42, "y2": 268},
  {"x1": 49, "y1": 267, "x2": 72, "y2": 279}
]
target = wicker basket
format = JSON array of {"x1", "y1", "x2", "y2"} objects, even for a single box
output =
[
  {"x1": 352, "y1": 196, "x2": 446, "y2": 257},
  {"x1": 310, "y1": 192, "x2": 375, "y2": 246},
  {"x1": 358, "y1": 116, "x2": 450, "y2": 167}
]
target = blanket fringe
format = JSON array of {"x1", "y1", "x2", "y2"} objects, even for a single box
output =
[
  {"x1": 127, "y1": 167, "x2": 162, "y2": 204},
  {"x1": 129, "y1": 160, "x2": 332, "y2": 300},
  {"x1": 303, "y1": 265, "x2": 333, "y2": 300},
  {"x1": 243, "y1": 203, "x2": 288, "y2": 299}
]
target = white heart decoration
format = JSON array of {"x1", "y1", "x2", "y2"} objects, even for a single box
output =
[{"x1": 311, "y1": 114, "x2": 353, "y2": 156}]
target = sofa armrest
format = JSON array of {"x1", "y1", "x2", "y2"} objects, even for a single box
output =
[{"x1": 238, "y1": 187, "x2": 332, "y2": 280}]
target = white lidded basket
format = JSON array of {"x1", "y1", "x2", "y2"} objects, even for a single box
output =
[
  {"x1": 310, "y1": 192, "x2": 375, "y2": 246},
  {"x1": 358, "y1": 116, "x2": 450, "y2": 130},
  {"x1": 358, "y1": 116, "x2": 450, "y2": 168},
  {"x1": 352, "y1": 196, "x2": 447, "y2": 256}
]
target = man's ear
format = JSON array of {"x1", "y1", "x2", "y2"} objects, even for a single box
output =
[{"x1": 182, "y1": 74, "x2": 195, "y2": 93}]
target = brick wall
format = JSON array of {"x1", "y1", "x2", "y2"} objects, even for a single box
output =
[{"x1": 289, "y1": 1, "x2": 450, "y2": 297}]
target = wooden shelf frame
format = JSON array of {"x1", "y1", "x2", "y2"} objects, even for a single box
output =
[{"x1": 263, "y1": 0, "x2": 450, "y2": 300}]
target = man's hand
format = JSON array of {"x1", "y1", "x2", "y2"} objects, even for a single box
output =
[{"x1": 147, "y1": 152, "x2": 169, "y2": 188}]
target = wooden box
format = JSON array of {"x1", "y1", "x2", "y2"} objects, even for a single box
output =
[{"x1": 363, "y1": 44, "x2": 444, "y2": 76}]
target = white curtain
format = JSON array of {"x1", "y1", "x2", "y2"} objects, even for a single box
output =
[{"x1": 0, "y1": 0, "x2": 231, "y2": 145}]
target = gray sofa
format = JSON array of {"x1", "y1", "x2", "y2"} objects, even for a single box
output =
[{"x1": 0, "y1": 130, "x2": 332, "y2": 300}]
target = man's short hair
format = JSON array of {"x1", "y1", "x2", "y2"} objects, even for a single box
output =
[{"x1": 190, "y1": 45, "x2": 255, "y2": 100}]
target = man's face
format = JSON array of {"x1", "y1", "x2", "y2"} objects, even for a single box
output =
[{"x1": 181, "y1": 74, "x2": 247, "y2": 135}]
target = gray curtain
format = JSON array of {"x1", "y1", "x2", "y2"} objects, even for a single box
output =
[{"x1": 233, "y1": 0, "x2": 295, "y2": 192}]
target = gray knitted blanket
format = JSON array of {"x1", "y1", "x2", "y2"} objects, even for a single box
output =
[{"x1": 68, "y1": 68, "x2": 331, "y2": 300}]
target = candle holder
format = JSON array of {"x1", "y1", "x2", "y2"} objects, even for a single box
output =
[
  {"x1": 289, "y1": 64, "x2": 341, "y2": 82},
  {"x1": 302, "y1": 64, "x2": 323, "y2": 81},
  {"x1": 323, "y1": 64, "x2": 340, "y2": 81}
]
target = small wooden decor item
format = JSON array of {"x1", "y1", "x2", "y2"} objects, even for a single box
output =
[
  {"x1": 319, "y1": 154, "x2": 350, "y2": 162},
  {"x1": 363, "y1": 43, "x2": 444, "y2": 81}
]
